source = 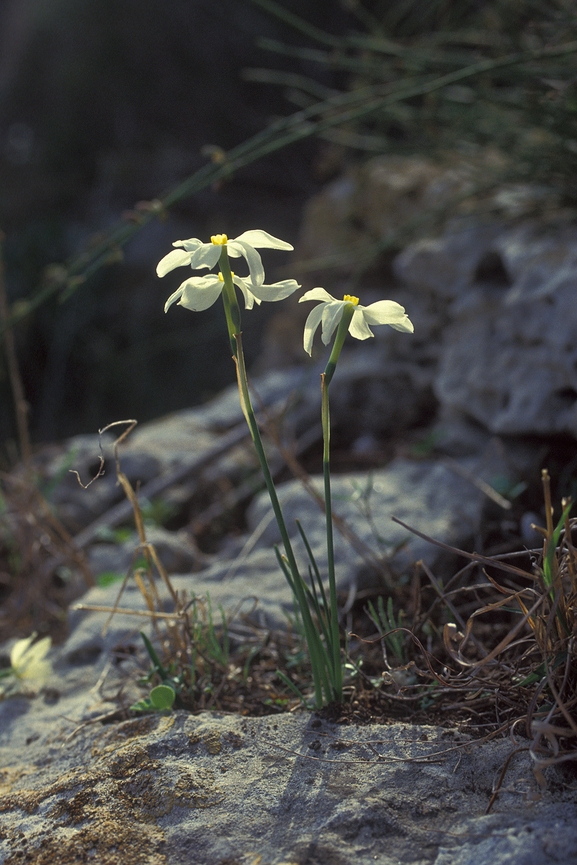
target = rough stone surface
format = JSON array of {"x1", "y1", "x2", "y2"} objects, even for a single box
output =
[
  {"x1": 289, "y1": 156, "x2": 577, "y2": 445},
  {"x1": 36, "y1": 362, "x2": 500, "y2": 603},
  {"x1": 36, "y1": 367, "x2": 318, "y2": 538},
  {"x1": 387, "y1": 212, "x2": 577, "y2": 440},
  {"x1": 1, "y1": 645, "x2": 576, "y2": 865},
  {"x1": 64, "y1": 452, "x2": 489, "y2": 645},
  {"x1": 429, "y1": 223, "x2": 577, "y2": 437},
  {"x1": 393, "y1": 220, "x2": 503, "y2": 300},
  {"x1": 87, "y1": 526, "x2": 202, "y2": 578},
  {"x1": 246, "y1": 457, "x2": 486, "y2": 589}
]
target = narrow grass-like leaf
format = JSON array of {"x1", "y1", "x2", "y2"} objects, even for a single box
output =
[
  {"x1": 296, "y1": 519, "x2": 330, "y2": 617},
  {"x1": 139, "y1": 630, "x2": 170, "y2": 681},
  {"x1": 276, "y1": 669, "x2": 310, "y2": 705}
]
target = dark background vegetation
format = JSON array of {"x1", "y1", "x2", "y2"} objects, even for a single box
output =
[
  {"x1": 0, "y1": 0, "x2": 353, "y2": 447},
  {"x1": 1, "y1": 0, "x2": 577, "y2": 450}
]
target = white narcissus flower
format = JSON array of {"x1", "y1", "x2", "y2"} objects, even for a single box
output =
[
  {"x1": 10, "y1": 633, "x2": 52, "y2": 684},
  {"x1": 299, "y1": 288, "x2": 414, "y2": 355},
  {"x1": 164, "y1": 271, "x2": 300, "y2": 313},
  {"x1": 157, "y1": 230, "x2": 294, "y2": 288}
]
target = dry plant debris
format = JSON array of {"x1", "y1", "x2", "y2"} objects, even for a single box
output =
[{"x1": 2, "y1": 413, "x2": 577, "y2": 807}]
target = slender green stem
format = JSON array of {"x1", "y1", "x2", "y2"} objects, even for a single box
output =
[
  {"x1": 217, "y1": 245, "x2": 333, "y2": 705},
  {"x1": 319, "y1": 305, "x2": 357, "y2": 700},
  {"x1": 249, "y1": 0, "x2": 343, "y2": 48},
  {"x1": 321, "y1": 372, "x2": 342, "y2": 700},
  {"x1": 233, "y1": 336, "x2": 297, "y2": 583},
  {"x1": 236, "y1": 331, "x2": 334, "y2": 705},
  {"x1": 140, "y1": 630, "x2": 170, "y2": 681},
  {"x1": 218, "y1": 248, "x2": 242, "y2": 356},
  {"x1": 324, "y1": 304, "x2": 355, "y2": 386},
  {"x1": 296, "y1": 520, "x2": 329, "y2": 619}
]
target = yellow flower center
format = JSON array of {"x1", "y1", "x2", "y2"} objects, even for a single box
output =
[
  {"x1": 343, "y1": 294, "x2": 359, "y2": 305},
  {"x1": 218, "y1": 271, "x2": 234, "y2": 281},
  {"x1": 211, "y1": 234, "x2": 228, "y2": 245}
]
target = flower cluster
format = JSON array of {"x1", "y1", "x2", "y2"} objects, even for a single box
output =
[
  {"x1": 158, "y1": 230, "x2": 300, "y2": 312},
  {"x1": 158, "y1": 228, "x2": 414, "y2": 349}
]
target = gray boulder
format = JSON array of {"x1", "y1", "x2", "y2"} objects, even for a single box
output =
[
  {"x1": 247, "y1": 457, "x2": 487, "y2": 591},
  {"x1": 433, "y1": 224, "x2": 577, "y2": 437},
  {"x1": 0, "y1": 668, "x2": 575, "y2": 865}
]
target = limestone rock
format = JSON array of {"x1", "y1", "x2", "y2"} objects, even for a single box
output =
[
  {"x1": 392, "y1": 221, "x2": 502, "y2": 299},
  {"x1": 2, "y1": 553, "x2": 577, "y2": 864},
  {"x1": 87, "y1": 526, "x2": 202, "y2": 580},
  {"x1": 284, "y1": 155, "x2": 577, "y2": 446},
  {"x1": 1, "y1": 692, "x2": 575, "y2": 865},
  {"x1": 247, "y1": 457, "x2": 487, "y2": 590},
  {"x1": 433, "y1": 223, "x2": 577, "y2": 437}
]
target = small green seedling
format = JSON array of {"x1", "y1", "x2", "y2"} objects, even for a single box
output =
[
  {"x1": 130, "y1": 683, "x2": 176, "y2": 713},
  {"x1": 367, "y1": 595, "x2": 407, "y2": 665}
]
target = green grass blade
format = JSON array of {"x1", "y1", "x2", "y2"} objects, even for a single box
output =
[{"x1": 139, "y1": 630, "x2": 169, "y2": 681}]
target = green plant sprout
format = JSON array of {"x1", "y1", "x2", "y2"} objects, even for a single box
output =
[
  {"x1": 131, "y1": 683, "x2": 176, "y2": 713},
  {"x1": 130, "y1": 592, "x2": 236, "y2": 711},
  {"x1": 366, "y1": 596, "x2": 407, "y2": 667},
  {"x1": 159, "y1": 230, "x2": 413, "y2": 707}
]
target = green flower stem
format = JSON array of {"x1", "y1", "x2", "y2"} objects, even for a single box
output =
[
  {"x1": 218, "y1": 246, "x2": 333, "y2": 705},
  {"x1": 218, "y1": 248, "x2": 242, "y2": 356},
  {"x1": 323, "y1": 304, "x2": 355, "y2": 387},
  {"x1": 321, "y1": 372, "x2": 342, "y2": 700},
  {"x1": 233, "y1": 330, "x2": 332, "y2": 706},
  {"x1": 319, "y1": 304, "x2": 356, "y2": 700}
]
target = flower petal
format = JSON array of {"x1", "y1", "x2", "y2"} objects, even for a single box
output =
[
  {"x1": 233, "y1": 230, "x2": 293, "y2": 251},
  {"x1": 363, "y1": 300, "x2": 414, "y2": 332},
  {"x1": 233, "y1": 275, "x2": 259, "y2": 310},
  {"x1": 228, "y1": 241, "x2": 265, "y2": 286},
  {"x1": 348, "y1": 308, "x2": 374, "y2": 340},
  {"x1": 21, "y1": 636, "x2": 51, "y2": 669},
  {"x1": 177, "y1": 276, "x2": 223, "y2": 312},
  {"x1": 303, "y1": 304, "x2": 325, "y2": 355},
  {"x1": 173, "y1": 238, "x2": 203, "y2": 252},
  {"x1": 188, "y1": 244, "x2": 222, "y2": 271},
  {"x1": 10, "y1": 635, "x2": 34, "y2": 669},
  {"x1": 156, "y1": 249, "x2": 191, "y2": 278},
  {"x1": 299, "y1": 287, "x2": 336, "y2": 304},
  {"x1": 20, "y1": 658, "x2": 52, "y2": 683},
  {"x1": 249, "y1": 279, "x2": 301, "y2": 302},
  {"x1": 388, "y1": 316, "x2": 414, "y2": 333},
  {"x1": 164, "y1": 285, "x2": 186, "y2": 313},
  {"x1": 321, "y1": 300, "x2": 345, "y2": 345},
  {"x1": 10, "y1": 635, "x2": 51, "y2": 682}
]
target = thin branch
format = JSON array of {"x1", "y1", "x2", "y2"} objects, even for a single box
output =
[
  {"x1": 0, "y1": 233, "x2": 31, "y2": 467},
  {"x1": 391, "y1": 515, "x2": 539, "y2": 580}
]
